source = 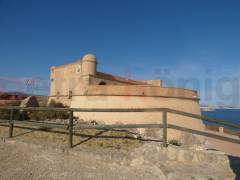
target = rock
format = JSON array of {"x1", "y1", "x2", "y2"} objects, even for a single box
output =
[
  {"x1": 177, "y1": 149, "x2": 193, "y2": 162},
  {"x1": 192, "y1": 153, "x2": 199, "y2": 163},
  {"x1": 20, "y1": 96, "x2": 39, "y2": 107},
  {"x1": 167, "y1": 146, "x2": 178, "y2": 160},
  {"x1": 130, "y1": 157, "x2": 145, "y2": 166},
  {"x1": 211, "y1": 153, "x2": 229, "y2": 165},
  {"x1": 180, "y1": 133, "x2": 205, "y2": 146},
  {"x1": 0, "y1": 137, "x2": 237, "y2": 179}
]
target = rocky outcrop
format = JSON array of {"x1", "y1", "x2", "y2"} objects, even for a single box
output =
[
  {"x1": 20, "y1": 96, "x2": 39, "y2": 107},
  {"x1": 129, "y1": 143, "x2": 239, "y2": 180},
  {"x1": 0, "y1": 130, "x2": 239, "y2": 180}
]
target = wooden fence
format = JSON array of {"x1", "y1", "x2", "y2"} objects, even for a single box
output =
[{"x1": 0, "y1": 106, "x2": 240, "y2": 148}]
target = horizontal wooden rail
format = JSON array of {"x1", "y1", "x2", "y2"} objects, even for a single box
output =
[
  {"x1": 0, "y1": 106, "x2": 240, "y2": 129},
  {"x1": 0, "y1": 119, "x2": 68, "y2": 126},
  {"x1": 0, "y1": 119, "x2": 9, "y2": 123},
  {"x1": 0, "y1": 106, "x2": 239, "y2": 148},
  {"x1": 0, "y1": 106, "x2": 167, "y2": 112},
  {"x1": 0, "y1": 106, "x2": 71, "y2": 112},
  {"x1": 168, "y1": 124, "x2": 240, "y2": 144},
  {"x1": 2, "y1": 106, "x2": 239, "y2": 128},
  {"x1": 71, "y1": 108, "x2": 167, "y2": 112},
  {"x1": 74, "y1": 124, "x2": 162, "y2": 130},
  {"x1": 13, "y1": 120, "x2": 68, "y2": 129},
  {"x1": 167, "y1": 109, "x2": 240, "y2": 129},
  {"x1": 1, "y1": 106, "x2": 239, "y2": 129}
]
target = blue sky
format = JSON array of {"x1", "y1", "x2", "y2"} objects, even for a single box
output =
[{"x1": 1, "y1": 0, "x2": 240, "y2": 106}]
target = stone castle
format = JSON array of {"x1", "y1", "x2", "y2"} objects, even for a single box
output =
[{"x1": 49, "y1": 54, "x2": 205, "y2": 140}]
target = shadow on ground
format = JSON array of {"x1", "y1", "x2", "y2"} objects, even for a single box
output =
[
  {"x1": 228, "y1": 155, "x2": 240, "y2": 179},
  {"x1": 1, "y1": 124, "x2": 161, "y2": 146}
]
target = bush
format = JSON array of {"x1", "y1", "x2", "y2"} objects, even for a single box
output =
[
  {"x1": 28, "y1": 99, "x2": 69, "y2": 120},
  {"x1": 0, "y1": 101, "x2": 21, "y2": 120},
  {"x1": 169, "y1": 139, "x2": 181, "y2": 146},
  {"x1": 0, "y1": 108, "x2": 11, "y2": 120},
  {"x1": 47, "y1": 99, "x2": 66, "y2": 108},
  {"x1": 0, "y1": 99, "x2": 70, "y2": 121},
  {"x1": 35, "y1": 96, "x2": 49, "y2": 107}
]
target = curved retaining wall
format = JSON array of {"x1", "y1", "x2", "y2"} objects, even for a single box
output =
[
  {"x1": 49, "y1": 85, "x2": 204, "y2": 142},
  {"x1": 70, "y1": 96, "x2": 204, "y2": 142}
]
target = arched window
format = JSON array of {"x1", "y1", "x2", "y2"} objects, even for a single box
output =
[{"x1": 99, "y1": 81, "x2": 107, "y2": 85}]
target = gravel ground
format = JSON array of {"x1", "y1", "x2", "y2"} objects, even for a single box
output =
[
  {"x1": 0, "y1": 125, "x2": 238, "y2": 180},
  {"x1": 0, "y1": 140, "x2": 166, "y2": 180},
  {"x1": 0, "y1": 126, "x2": 166, "y2": 180}
]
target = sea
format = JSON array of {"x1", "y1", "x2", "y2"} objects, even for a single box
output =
[{"x1": 202, "y1": 109, "x2": 240, "y2": 131}]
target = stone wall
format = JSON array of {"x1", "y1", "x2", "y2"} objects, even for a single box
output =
[{"x1": 50, "y1": 61, "x2": 82, "y2": 96}]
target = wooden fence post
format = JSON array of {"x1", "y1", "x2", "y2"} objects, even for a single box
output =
[
  {"x1": 68, "y1": 110, "x2": 73, "y2": 148},
  {"x1": 162, "y1": 110, "x2": 167, "y2": 147},
  {"x1": 9, "y1": 108, "x2": 14, "y2": 138}
]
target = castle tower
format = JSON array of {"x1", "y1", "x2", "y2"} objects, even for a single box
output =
[{"x1": 81, "y1": 54, "x2": 97, "y2": 76}]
